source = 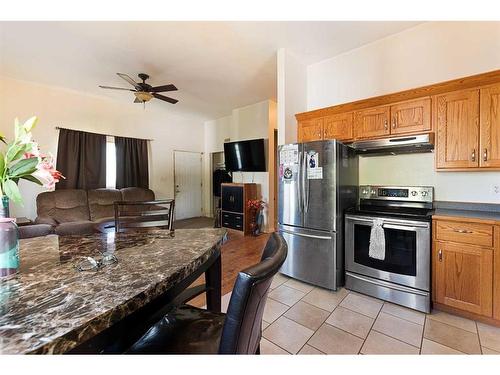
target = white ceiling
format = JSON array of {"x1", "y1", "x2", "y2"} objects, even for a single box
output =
[{"x1": 0, "y1": 21, "x2": 422, "y2": 120}]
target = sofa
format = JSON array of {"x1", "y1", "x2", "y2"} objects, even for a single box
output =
[{"x1": 35, "y1": 187, "x2": 155, "y2": 236}]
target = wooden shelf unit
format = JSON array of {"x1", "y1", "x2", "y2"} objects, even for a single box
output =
[{"x1": 220, "y1": 183, "x2": 257, "y2": 236}]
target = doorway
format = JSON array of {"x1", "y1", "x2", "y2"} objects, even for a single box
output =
[{"x1": 174, "y1": 150, "x2": 203, "y2": 220}]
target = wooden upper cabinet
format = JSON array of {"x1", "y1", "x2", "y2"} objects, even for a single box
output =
[
  {"x1": 354, "y1": 105, "x2": 390, "y2": 140},
  {"x1": 298, "y1": 118, "x2": 323, "y2": 142},
  {"x1": 323, "y1": 112, "x2": 354, "y2": 141},
  {"x1": 434, "y1": 89, "x2": 480, "y2": 169},
  {"x1": 390, "y1": 98, "x2": 431, "y2": 135},
  {"x1": 480, "y1": 84, "x2": 500, "y2": 168},
  {"x1": 434, "y1": 240, "x2": 493, "y2": 317}
]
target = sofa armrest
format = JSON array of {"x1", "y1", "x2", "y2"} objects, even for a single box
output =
[{"x1": 35, "y1": 216, "x2": 58, "y2": 226}]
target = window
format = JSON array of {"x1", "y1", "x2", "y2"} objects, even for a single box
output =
[{"x1": 106, "y1": 137, "x2": 116, "y2": 189}]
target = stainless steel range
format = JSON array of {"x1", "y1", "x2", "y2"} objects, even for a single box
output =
[{"x1": 345, "y1": 185, "x2": 433, "y2": 313}]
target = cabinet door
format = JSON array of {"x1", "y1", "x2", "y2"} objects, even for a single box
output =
[
  {"x1": 434, "y1": 241, "x2": 493, "y2": 316},
  {"x1": 435, "y1": 89, "x2": 480, "y2": 169},
  {"x1": 323, "y1": 112, "x2": 354, "y2": 141},
  {"x1": 354, "y1": 106, "x2": 390, "y2": 139},
  {"x1": 298, "y1": 118, "x2": 323, "y2": 142},
  {"x1": 480, "y1": 84, "x2": 500, "y2": 168},
  {"x1": 390, "y1": 98, "x2": 431, "y2": 135}
]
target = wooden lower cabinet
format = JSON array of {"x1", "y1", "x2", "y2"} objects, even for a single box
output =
[
  {"x1": 433, "y1": 240, "x2": 493, "y2": 316},
  {"x1": 432, "y1": 217, "x2": 500, "y2": 324}
]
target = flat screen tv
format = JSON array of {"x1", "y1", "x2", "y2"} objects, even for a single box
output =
[{"x1": 223, "y1": 138, "x2": 266, "y2": 172}]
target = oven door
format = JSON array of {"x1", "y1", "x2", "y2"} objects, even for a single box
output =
[{"x1": 345, "y1": 214, "x2": 430, "y2": 291}]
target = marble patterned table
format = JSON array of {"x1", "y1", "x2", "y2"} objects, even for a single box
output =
[{"x1": 0, "y1": 228, "x2": 226, "y2": 354}]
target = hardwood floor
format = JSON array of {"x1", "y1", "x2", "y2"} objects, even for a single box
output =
[{"x1": 189, "y1": 229, "x2": 271, "y2": 307}]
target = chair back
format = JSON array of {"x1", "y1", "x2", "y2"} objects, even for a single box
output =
[
  {"x1": 114, "y1": 199, "x2": 175, "y2": 233},
  {"x1": 218, "y1": 232, "x2": 287, "y2": 354}
]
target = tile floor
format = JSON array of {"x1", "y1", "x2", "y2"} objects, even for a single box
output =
[{"x1": 250, "y1": 273, "x2": 500, "y2": 355}]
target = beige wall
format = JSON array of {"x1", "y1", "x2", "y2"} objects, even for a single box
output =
[
  {"x1": 203, "y1": 100, "x2": 277, "y2": 230},
  {"x1": 306, "y1": 21, "x2": 500, "y2": 203},
  {"x1": 0, "y1": 76, "x2": 205, "y2": 219}
]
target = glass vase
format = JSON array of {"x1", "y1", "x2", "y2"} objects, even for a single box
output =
[{"x1": 0, "y1": 197, "x2": 20, "y2": 277}]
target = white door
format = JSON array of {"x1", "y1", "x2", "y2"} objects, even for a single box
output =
[{"x1": 174, "y1": 151, "x2": 203, "y2": 220}]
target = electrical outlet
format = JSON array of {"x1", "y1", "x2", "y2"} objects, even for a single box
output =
[{"x1": 491, "y1": 184, "x2": 500, "y2": 200}]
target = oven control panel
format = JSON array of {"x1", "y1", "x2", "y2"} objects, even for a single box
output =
[{"x1": 359, "y1": 185, "x2": 433, "y2": 202}]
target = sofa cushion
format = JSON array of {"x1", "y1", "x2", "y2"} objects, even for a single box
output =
[
  {"x1": 88, "y1": 189, "x2": 122, "y2": 221},
  {"x1": 55, "y1": 221, "x2": 95, "y2": 236},
  {"x1": 36, "y1": 189, "x2": 90, "y2": 223},
  {"x1": 120, "y1": 187, "x2": 155, "y2": 202}
]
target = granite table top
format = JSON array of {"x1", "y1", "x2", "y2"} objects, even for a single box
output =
[{"x1": 0, "y1": 228, "x2": 227, "y2": 354}]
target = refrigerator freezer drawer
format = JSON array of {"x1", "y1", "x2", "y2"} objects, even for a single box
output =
[{"x1": 278, "y1": 225, "x2": 338, "y2": 290}]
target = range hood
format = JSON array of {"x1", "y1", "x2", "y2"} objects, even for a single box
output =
[{"x1": 350, "y1": 133, "x2": 434, "y2": 156}]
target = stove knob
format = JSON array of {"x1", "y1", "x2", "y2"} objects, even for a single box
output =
[
  {"x1": 411, "y1": 191, "x2": 418, "y2": 196},
  {"x1": 371, "y1": 190, "x2": 376, "y2": 195},
  {"x1": 361, "y1": 189, "x2": 368, "y2": 195},
  {"x1": 421, "y1": 191, "x2": 428, "y2": 197}
]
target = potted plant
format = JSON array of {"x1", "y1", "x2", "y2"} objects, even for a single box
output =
[
  {"x1": 247, "y1": 199, "x2": 266, "y2": 236},
  {"x1": 0, "y1": 116, "x2": 64, "y2": 277}
]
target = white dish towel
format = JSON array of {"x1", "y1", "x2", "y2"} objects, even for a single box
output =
[{"x1": 369, "y1": 219, "x2": 386, "y2": 260}]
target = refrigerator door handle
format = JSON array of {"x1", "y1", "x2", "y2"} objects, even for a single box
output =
[
  {"x1": 302, "y1": 152, "x2": 309, "y2": 213},
  {"x1": 280, "y1": 229, "x2": 332, "y2": 240},
  {"x1": 297, "y1": 150, "x2": 303, "y2": 213}
]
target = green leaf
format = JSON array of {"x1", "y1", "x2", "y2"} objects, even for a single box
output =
[
  {"x1": 3, "y1": 179, "x2": 22, "y2": 204},
  {"x1": 5, "y1": 144, "x2": 28, "y2": 164},
  {"x1": 20, "y1": 175, "x2": 43, "y2": 186},
  {"x1": 23, "y1": 116, "x2": 38, "y2": 132},
  {"x1": 8, "y1": 157, "x2": 38, "y2": 177}
]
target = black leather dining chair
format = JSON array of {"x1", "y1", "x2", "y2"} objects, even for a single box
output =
[{"x1": 127, "y1": 232, "x2": 287, "y2": 354}]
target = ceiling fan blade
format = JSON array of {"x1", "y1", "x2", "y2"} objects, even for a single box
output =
[
  {"x1": 151, "y1": 84, "x2": 178, "y2": 93},
  {"x1": 99, "y1": 85, "x2": 134, "y2": 91},
  {"x1": 134, "y1": 98, "x2": 142, "y2": 103},
  {"x1": 117, "y1": 73, "x2": 140, "y2": 89},
  {"x1": 152, "y1": 93, "x2": 178, "y2": 104}
]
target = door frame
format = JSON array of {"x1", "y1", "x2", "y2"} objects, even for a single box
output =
[{"x1": 173, "y1": 150, "x2": 204, "y2": 219}]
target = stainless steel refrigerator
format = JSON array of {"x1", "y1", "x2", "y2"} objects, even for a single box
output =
[{"x1": 278, "y1": 140, "x2": 358, "y2": 290}]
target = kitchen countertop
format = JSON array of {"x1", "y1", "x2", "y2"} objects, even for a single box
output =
[
  {"x1": 0, "y1": 228, "x2": 226, "y2": 354},
  {"x1": 432, "y1": 201, "x2": 500, "y2": 223}
]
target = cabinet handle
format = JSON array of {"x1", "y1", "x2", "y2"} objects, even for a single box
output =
[
  {"x1": 484, "y1": 148, "x2": 488, "y2": 162},
  {"x1": 384, "y1": 120, "x2": 388, "y2": 130},
  {"x1": 438, "y1": 249, "x2": 443, "y2": 262},
  {"x1": 453, "y1": 229, "x2": 473, "y2": 234},
  {"x1": 392, "y1": 118, "x2": 397, "y2": 129},
  {"x1": 471, "y1": 149, "x2": 476, "y2": 162}
]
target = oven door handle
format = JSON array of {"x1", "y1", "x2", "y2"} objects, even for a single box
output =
[
  {"x1": 382, "y1": 223, "x2": 427, "y2": 231},
  {"x1": 347, "y1": 217, "x2": 429, "y2": 229}
]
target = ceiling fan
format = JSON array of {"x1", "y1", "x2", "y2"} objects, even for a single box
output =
[{"x1": 99, "y1": 73, "x2": 178, "y2": 107}]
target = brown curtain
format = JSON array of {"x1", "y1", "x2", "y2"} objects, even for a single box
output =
[
  {"x1": 56, "y1": 129, "x2": 106, "y2": 190},
  {"x1": 115, "y1": 136, "x2": 149, "y2": 189}
]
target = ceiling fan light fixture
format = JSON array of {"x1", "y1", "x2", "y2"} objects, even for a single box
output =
[{"x1": 134, "y1": 91, "x2": 153, "y2": 102}]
